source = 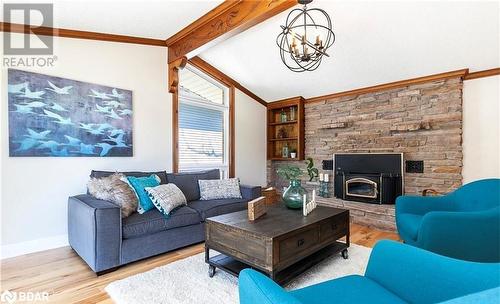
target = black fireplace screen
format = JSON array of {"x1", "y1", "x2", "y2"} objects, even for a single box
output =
[{"x1": 345, "y1": 178, "x2": 378, "y2": 199}]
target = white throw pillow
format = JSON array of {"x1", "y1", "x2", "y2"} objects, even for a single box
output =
[
  {"x1": 198, "y1": 178, "x2": 242, "y2": 200},
  {"x1": 145, "y1": 184, "x2": 187, "y2": 216}
]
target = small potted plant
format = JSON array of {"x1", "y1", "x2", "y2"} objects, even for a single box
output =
[
  {"x1": 290, "y1": 149, "x2": 297, "y2": 159},
  {"x1": 276, "y1": 165, "x2": 306, "y2": 209}
]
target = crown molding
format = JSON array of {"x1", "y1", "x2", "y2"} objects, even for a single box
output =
[
  {"x1": 304, "y1": 69, "x2": 469, "y2": 104},
  {"x1": 463, "y1": 68, "x2": 500, "y2": 80},
  {"x1": 0, "y1": 22, "x2": 166, "y2": 47}
]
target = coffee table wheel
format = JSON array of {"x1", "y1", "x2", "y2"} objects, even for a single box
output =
[
  {"x1": 341, "y1": 249, "x2": 349, "y2": 259},
  {"x1": 208, "y1": 265, "x2": 216, "y2": 278}
]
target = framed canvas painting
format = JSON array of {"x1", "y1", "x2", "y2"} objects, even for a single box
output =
[{"x1": 8, "y1": 69, "x2": 133, "y2": 157}]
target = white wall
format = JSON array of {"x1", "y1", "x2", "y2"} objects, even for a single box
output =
[
  {"x1": 1, "y1": 35, "x2": 172, "y2": 258},
  {"x1": 234, "y1": 89, "x2": 267, "y2": 186},
  {"x1": 463, "y1": 75, "x2": 500, "y2": 183}
]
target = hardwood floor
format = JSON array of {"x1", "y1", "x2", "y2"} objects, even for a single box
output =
[{"x1": 1, "y1": 224, "x2": 399, "y2": 304}]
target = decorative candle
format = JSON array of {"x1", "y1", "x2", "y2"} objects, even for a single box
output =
[
  {"x1": 324, "y1": 174, "x2": 329, "y2": 182},
  {"x1": 303, "y1": 194, "x2": 307, "y2": 216},
  {"x1": 319, "y1": 173, "x2": 324, "y2": 182},
  {"x1": 315, "y1": 35, "x2": 320, "y2": 45},
  {"x1": 312, "y1": 189, "x2": 316, "y2": 201}
]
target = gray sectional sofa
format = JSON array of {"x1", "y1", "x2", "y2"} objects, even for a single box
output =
[{"x1": 68, "y1": 169, "x2": 261, "y2": 274}]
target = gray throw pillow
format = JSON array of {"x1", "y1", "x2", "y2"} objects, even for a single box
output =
[
  {"x1": 145, "y1": 184, "x2": 187, "y2": 217},
  {"x1": 198, "y1": 178, "x2": 242, "y2": 200},
  {"x1": 87, "y1": 173, "x2": 138, "y2": 218}
]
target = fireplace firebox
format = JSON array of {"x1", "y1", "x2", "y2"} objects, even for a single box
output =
[{"x1": 333, "y1": 153, "x2": 403, "y2": 204}]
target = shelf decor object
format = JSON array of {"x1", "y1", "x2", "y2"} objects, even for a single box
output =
[
  {"x1": 276, "y1": 0, "x2": 336, "y2": 72},
  {"x1": 283, "y1": 179, "x2": 307, "y2": 209},
  {"x1": 248, "y1": 197, "x2": 267, "y2": 221},
  {"x1": 267, "y1": 97, "x2": 305, "y2": 161}
]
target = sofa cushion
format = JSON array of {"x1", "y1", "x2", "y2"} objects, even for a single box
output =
[
  {"x1": 90, "y1": 170, "x2": 168, "y2": 184},
  {"x1": 397, "y1": 213, "x2": 423, "y2": 241},
  {"x1": 122, "y1": 206, "x2": 202, "y2": 239},
  {"x1": 126, "y1": 175, "x2": 161, "y2": 214},
  {"x1": 199, "y1": 178, "x2": 242, "y2": 200},
  {"x1": 291, "y1": 275, "x2": 406, "y2": 304},
  {"x1": 146, "y1": 184, "x2": 187, "y2": 217},
  {"x1": 188, "y1": 198, "x2": 248, "y2": 220},
  {"x1": 167, "y1": 169, "x2": 220, "y2": 202},
  {"x1": 87, "y1": 173, "x2": 138, "y2": 218}
]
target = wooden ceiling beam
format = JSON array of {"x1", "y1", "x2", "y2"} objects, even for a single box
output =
[{"x1": 166, "y1": 0, "x2": 297, "y2": 63}]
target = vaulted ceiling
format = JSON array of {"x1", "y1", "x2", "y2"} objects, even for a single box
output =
[
  {"x1": 199, "y1": 1, "x2": 500, "y2": 101},
  {"x1": 30, "y1": 0, "x2": 224, "y2": 39},
  {"x1": 6, "y1": 0, "x2": 498, "y2": 102}
]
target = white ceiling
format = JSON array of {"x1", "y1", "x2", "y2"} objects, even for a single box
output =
[
  {"x1": 6, "y1": 0, "x2": 223, "y2": 39},
  {"x1": 200, "y1": 1, "x2": 500, "y2": 101}
]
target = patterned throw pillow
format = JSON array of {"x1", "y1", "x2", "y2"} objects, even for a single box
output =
[
  {"x1": 198, "y1": 178, "x2": 242, "y2": 200},
  {"x1": 145, "y1": 184, "x2": 187, "y2": 217},
  {"x1": 126, "y1": 175, "x2": 161, "y2": 214},
  {"x1": 87, "y1": 173, "x2": 138, "y2": 218}
]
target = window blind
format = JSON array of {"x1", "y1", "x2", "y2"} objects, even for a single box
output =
[{"x1": 178, "y1": 102, "x2": 224, "y2": 168}]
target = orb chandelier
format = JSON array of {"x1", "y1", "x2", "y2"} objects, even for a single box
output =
[{"x1": 276, "y1": 0, "x2": 335, "y2": 72}]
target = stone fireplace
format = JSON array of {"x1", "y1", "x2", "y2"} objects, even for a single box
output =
[{"x1": 267, "y1": 77, "x2": 463, "y2": 231}]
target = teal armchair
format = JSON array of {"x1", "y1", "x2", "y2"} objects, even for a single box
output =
[
  {"x1": 396, "y1": 178, "x2": 500, "y2": 262},
  {"x1": 239, "y1": 240, "x2": 500, "y2": 304}
]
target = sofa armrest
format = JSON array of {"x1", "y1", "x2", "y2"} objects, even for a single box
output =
[
  {"x1": 68, "y1": 194, "x2": 122, "y2": 273},
  {"x1": 396, "y1": 194, "x2": 455, "y2": 216},
  {"x1": 365, "y1": 240, "x2": 500, "y2": 303},
  {"x1": 239, "y1": 269, "x2": 303, "y2": 304},
  {"x1": 418, "y1": 208, "x2": 500, "y2": 262},
  {"x1": 240, "y1": 185, "x2": 262, "y2": 200}
]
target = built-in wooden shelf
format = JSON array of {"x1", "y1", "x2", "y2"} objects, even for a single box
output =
[
  {"x1": 268, "y1": 120, "x2": 298, "y2": 126},
  {"x1": 269, "y1": 137, "x2": 298, "y2": 142},
  {"x1": 269, "y1": 157, "x2": 300, "y2": 161},
  {"x1": 267, "y1": 97, "x2": 305, "y2": 161}
]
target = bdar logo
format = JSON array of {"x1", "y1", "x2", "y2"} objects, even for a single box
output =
[{"x1": 0, "y1": 290, "x2": 17, "y2": 304}]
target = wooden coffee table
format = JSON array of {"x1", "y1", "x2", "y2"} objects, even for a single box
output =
[{"x1": 205, "y1": 205, "x2": 349, "y2": 285}]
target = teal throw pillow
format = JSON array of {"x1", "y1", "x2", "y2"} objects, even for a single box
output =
[{"x1": 126, "y1": 175, "x2": 161, "y2": 214}]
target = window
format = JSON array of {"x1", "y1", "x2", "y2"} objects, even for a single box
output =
[{"x1": 178, "y1": 65, "x2": 229, "y2": 177}]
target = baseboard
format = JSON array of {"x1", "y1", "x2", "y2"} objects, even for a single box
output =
[{"x1": 1, "y1": 234, "x2": 68, "y2": 259}]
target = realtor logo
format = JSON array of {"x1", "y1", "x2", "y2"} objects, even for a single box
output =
[
  {"x1": 0, "y1": 290, "x2": 16, "y2": 304},
  {"x1": 3, "y1": 3, "x2": 54, "y2": 55},
  {"x1": 0, "y1": 290, "x2": 49, "y2": 303}
]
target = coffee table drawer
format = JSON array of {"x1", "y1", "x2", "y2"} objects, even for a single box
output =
[
  {"x1": 279, "y1": 226, "x2": 319, "y2": 261},
  {"x1": 320, "y1": 213, "x2": 348, "y2": 241},
  {"x1": 207, "y1": 222, "x2": 268, "y2": 264}
]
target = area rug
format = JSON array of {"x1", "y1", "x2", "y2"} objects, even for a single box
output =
[{"x1": 105, "y1": 244, "x2": 371, "y2": 304}]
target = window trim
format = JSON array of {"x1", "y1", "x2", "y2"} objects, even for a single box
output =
[{"x1": 173, "y1": 60, "x2": 235, "y2": 177}]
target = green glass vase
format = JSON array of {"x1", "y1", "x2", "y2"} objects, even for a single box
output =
[{"x1": 282, "y1": 180, "x2": 306, "y2": 209}]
